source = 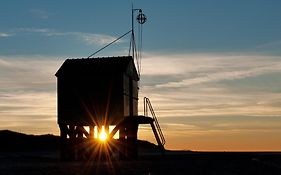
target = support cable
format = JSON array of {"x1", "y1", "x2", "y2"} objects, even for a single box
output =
[{"x1": 87, "y1": 30, "x2": 132, "y2": 58}]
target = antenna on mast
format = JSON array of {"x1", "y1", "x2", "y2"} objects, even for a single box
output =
[{"x1": 129, "y1": 5, "x2": 147, "y2": 77}]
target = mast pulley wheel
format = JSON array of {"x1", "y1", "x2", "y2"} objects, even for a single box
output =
[{"x1": 137, "y1": 13, "x2": 147, "y2": 24}]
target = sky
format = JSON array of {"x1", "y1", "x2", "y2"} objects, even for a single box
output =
[{"x1": 0, "y1": 0, "x2": 281, "y2": 151}]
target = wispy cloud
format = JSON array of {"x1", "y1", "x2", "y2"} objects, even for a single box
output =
[
  {"x1": 0, "y1": 32, "x2": 13, "y2": 38},
  {"x1": 0, "y1": 56, "x2": 62, "y2": 90},
  {"x1": 141, "y1": 53, "x2": 281, "y2": 87},
  {"x1": 0, "y1": 55, "x2": 62, "y2": 134},
  {"x1": 156, "y1": 63, "x2": 281, "y2": 88},
  {"x1": 0, "y1": 53, "x2": 281, "y2": 146},
  {"x1": 78, "y1": 33, "x2": 120, "y2": 46},
  {"x1": 29, "y1": 9, "x2": 51, "y2": 19},
  {"x1": 19, "y1": 28, "x2": 51, "y2": 33},
  {"x1": 139, "y1": 53, "x2": 281, "y2": 118},
  {"x1": 18, "y1": 28, "x2": 122, "y2": 46},
  {"x1": 256, "y1": 40, "x2": 281, "y2": 49},
  {"x1": 45, "y1": 31, "x2": 119, "y2": 46}
]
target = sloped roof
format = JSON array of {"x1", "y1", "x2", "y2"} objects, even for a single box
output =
[{"x1": 55, "y1": 56, "x2": 139, "y2": 80}]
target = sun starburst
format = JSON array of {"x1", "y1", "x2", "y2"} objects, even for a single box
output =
[{"x1": 99, "y1": 126, "x2": 108, "y2": 142}]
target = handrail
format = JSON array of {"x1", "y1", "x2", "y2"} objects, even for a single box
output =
[{"x1": 143, "y1": 97, "x2": 166, "y2": 146}]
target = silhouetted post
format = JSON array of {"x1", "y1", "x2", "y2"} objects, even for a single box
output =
[
  {"x1": 68, "y1": 124, "x2": 76, "y2": 160},
  {"x1": 119, "y1": 126, "x2": 126, "y2": 160},
  {"x1": 126, "y1": 122, "x2": 139, "y2": 159},
  {"x1": 89, "y1": 126, "x2": 94, "y2": 138},
  {"x1": 76, "y1": 126, "x2": 84, "y2": 160},
  {"x1": 59, "y1": 124, "x2": 68, "y2": 161}
]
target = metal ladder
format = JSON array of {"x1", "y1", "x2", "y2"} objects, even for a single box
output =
[{"x1": 144, "y1": 97, "x2": 166, "y2": 147}]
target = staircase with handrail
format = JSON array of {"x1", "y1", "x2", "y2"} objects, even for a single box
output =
[
  {"x1": 144, "y1": 97, "x2": 166, "y2": 149},
  {"x1": 108, "y1": 97, "x2": 166, "y2": 157}
]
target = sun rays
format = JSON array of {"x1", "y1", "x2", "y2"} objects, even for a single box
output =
[{"x1": 98, "y1": 126, "x2": 108, "y2": 142}]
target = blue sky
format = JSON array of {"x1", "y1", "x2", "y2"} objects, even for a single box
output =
[
  {"x1": 0, "y1": 0, "x2": 281, "y2": 150},
  {"x1": 2, "y1": 1, "x2": 281, "y2": 55}
]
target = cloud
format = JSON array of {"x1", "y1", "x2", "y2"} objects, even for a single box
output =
[
  {"x1": 0, "y1": 53, "x2": 281, "y2": 139},
  {"x1": 156, "y1": 63, "x2": 281, "y2": 88},
  {"x1": 139, "y1": 53, "x2": 281, "y2": 118},
  {"x1": 78, "y1": 33, "x2": 120, "y2": 46},
  {"x1": 17, "y1": 28, "x2": 122, "y2": 46},
  {"x1": 0, "y1": 55, "x2": 62, "y2": 134},
  {"x1": 29, "y1": 9, "x2": 51, "y2": 19},
  {"x1": 45, "y1": 31, "x2": 120, "y2": 46},
  {"x1": 256, "y1": 40, "x2": 281, "y2": 49},
  {"x1": 0, "y1": 56, "x2": 62, "y2": 90},
  {"x1": 19, "y1": 28, "x2": 51, "y2": 33},
  {"x1": 140, "y1": 53, "x2": 281, "y2": 87},
  {"x1": 0, "y1": 32, "x2": 13, "y2": 37}
]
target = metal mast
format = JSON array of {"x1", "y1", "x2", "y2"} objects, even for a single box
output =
[
  {"x1": 129, "y1": 5, "x2": 147, "y2": 77},
  {"x1": 87, "y1": 6, "x2": 147, "y2": 77}
]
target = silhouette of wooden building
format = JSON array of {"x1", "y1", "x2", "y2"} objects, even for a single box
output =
[
  {"x1": 56, "y1": 56, "x2": 165, "y2": 160},
  {"x1": 56, "y1": 56, "x2": 138, "y2": 126}
]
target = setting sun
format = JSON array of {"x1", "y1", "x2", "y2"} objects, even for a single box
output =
[{"x1": 98, "y1": 126, "x2": 108, "y2": 142}]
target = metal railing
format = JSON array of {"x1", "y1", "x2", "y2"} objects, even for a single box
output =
[{"x1": 144, "y1": 97, "x2": 166, "y2": 146}]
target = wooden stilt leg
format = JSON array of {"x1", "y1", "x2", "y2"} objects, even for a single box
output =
[
  {"x1": 127, "y1": 123, "x2": 138, "y2": 160},
  {"x1": 89, "y1": 126, "x2": 94, "y2": 139},
  {"x1": 59, "y1": 123, "x2": 68, "y2": 161},
  {"x1": 119, "y1": 126, "x2": 127, "y2": 160},
  {"x1": 68, "y1": 124, "x2": 76, "y2": 160},
  {"x1": 76, "y1": 126, "x2": 84, "y2": 160}
]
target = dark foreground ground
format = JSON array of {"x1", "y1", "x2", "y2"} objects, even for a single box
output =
[
  {"x1": 0, "y1": 130, "x2": 280, "y2": 175},
  {"x1": 0, "y1": 151, "x2": 280, "y2": 175}
]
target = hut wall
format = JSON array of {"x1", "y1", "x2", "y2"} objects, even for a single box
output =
[
  {"x1": 57, "y1": 74, "x2": 125, "y2": 125},
  {"x1": 123, "y1": 74, "x2": 138, "y2": 117}
]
